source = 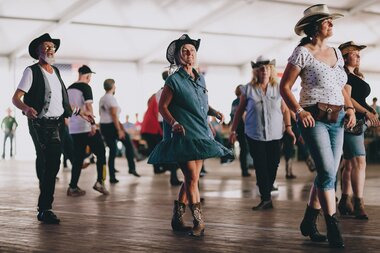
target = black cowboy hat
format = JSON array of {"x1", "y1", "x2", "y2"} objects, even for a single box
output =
[
  {"x1": 28, "y1": 33, "x2": 60, "y2": 59},
  {"x1": 166, "y1": 34, "x2": 200, "y2": 64}
]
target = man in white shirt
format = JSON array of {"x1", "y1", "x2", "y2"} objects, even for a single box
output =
[
  {"x1": 67, "y1": 65, "x2": 109, "y2": 196},
  {"x1": 12, "y1": 33, "x2": 93, "y2": 224}
]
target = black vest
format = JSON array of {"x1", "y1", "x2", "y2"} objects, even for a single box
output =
[{"x1": 23, "y1": 63, "x2": 72, "y2": 117}]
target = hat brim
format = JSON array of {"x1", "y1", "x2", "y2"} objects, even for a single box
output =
[
  {"x1": 251, "y1": 59, "x2": 276, "y2": 69},
  {"x1": 28, "y1": 35, "x2": 60, "y2": 60},
  {"x1": 166, "y1": 38, "x2": 200, "y2": 64},
  {"x1": 294, "y1": 13, "x2": 343, "y2": 36},
  {"x1": 340, "y1": 45, "x2": 366, "y2": 55}
]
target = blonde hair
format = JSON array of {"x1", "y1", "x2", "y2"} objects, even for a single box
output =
[{"x1": 249, "y1": 65, "x2": 279, "y2": 87}]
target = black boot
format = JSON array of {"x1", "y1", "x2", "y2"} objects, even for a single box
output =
[
  {"x1": 171, "y1": 200, "x2": 191, "y2": 232},
  {"x1": 300, "y1": 205, "x2": 327, "y2": 242},
  {"x1": 325, "y1": 214, "x2": 344, "y2": 248}
]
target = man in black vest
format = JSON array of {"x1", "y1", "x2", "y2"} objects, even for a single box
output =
[{"x1": 12, "y1": 33, "x2": 93, "y2": 224}]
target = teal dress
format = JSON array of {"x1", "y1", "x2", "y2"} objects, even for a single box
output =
[{"x1": 148, "y1": 68, "x2": 233, "y2": 164}]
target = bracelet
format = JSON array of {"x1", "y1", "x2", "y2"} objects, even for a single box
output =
[
  {"x1": 231, "y1": 131, "x2": 236, "y2": 134},
  {"x1": 172, "y1": 121, "x2": 179, "y2": 127},
  {"x1": 296, "y1": 108, "x2": 304, "y2": 115},
  {"x1": 285, "y1": 125, "x2": 292, "y2": 128},
  {"x1": 345, "y1": 106, "x2": 355, "y2": 112}
]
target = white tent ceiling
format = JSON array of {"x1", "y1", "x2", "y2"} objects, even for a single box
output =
[{"x1": 1, "y1": 0, "x2": 380, "y2": 72}]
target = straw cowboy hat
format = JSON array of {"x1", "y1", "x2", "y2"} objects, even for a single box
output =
[
  {"x1": 294, "y1": 4, "x2": 344, "y2": 36},
  {"x1": 251, "y1": 55, "x2": 276, "y2": 69},
  {"x1": 28, "y1": 33, "x2": 60, "y2": 60},
  {"x1": 166, "y1": 34, "x2": 200, "y2": 64},
  {"x1": 338, "y1": 41, "x2": 367, "y2": 56}
]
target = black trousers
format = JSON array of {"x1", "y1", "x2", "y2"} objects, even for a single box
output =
[
  {"x1": 61, "y1": 125, "x2": 74, "y2": 166},
  {"x1": 247, "y1": 137, "x2": 281, "y2": 201},
  {"x1": 69, "y1": 131, "x2": 106, "y2": 188},
  {"x1": 28, "y1": 118, "x2": 64, "y2": 211},
  {"x1": 100, "y1": 123, "x2": 136, "y2": 179},
  {"x1": 236, "y1": 126, "x2": 249, "y2": 174},
  {"x1": 141, "y1": 133, "x2": 162, "y2": 172}
]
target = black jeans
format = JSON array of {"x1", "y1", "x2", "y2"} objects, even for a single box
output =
[
  {"x1": 69, "y1": 131, "x2": 106, "y2": 188},
  {"x1": 141, "y1": 133, "x2": 162, "y2": 172},
  {"x1": 28, "y1": 118, "x2": 64, "y2": 211},
  {"x1": 247, "y1": 137, "x2": 281, "y2": 201},
  {"x1": 100, "y1": 123, "x2": 136, "y2": 179},
  {"x1": 236, "y1": 126, "x2": 249, "y2": 174},
  {"x1": 61, "y1": 125, "x2": 74, "y2": 166}
]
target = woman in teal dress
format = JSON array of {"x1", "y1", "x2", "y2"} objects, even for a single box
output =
[{"x1": 148, "y1": 34, "x2": 232, "y2": 236}]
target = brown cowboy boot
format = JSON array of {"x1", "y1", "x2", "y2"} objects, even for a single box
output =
[
  {"x1": 338, "y1": 194, "x2": 354, "y2": 216},
  {"x1": 189, "y1": 202, "x2": 205, "y2": 237},
  {"x1": 171, "y1": 200, "x2": 192, "y2": 231},
  {"x1": 353, "y1": 197, "x2": 368, "y2": 220}
]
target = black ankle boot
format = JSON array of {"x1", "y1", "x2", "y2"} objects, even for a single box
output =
[
  {"x1": 325, "y1": 214, "x2": 344, "y2": 248},
  {"x1": 300, "y1": 205, "x2": 327, "y2": 242}
]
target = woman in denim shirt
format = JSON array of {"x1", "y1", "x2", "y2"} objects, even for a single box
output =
[
  {"x1": 280, "y1": 4, "x2": 356, "y2": 248},
  {"x1": 148, "y1": 34, "x2": 232, "y2": 237},
  {"x1": 230, "y1": 56, "x2": 295, "y2": 210}
]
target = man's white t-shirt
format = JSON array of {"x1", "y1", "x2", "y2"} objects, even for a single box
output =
[
  {"x1": 67, "y1": 82, "x2": 93, "y2": 134},
  {"x1": 99, "y1": 93, "x2": 120, "y2": 124},
  {"x1": 17, "y1": 67, "x2": 64, "y2": 117}
]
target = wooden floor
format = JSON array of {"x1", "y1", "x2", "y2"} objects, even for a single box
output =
[{"x1": 0, "y1": 157, "x2": 379, "y2": 253}]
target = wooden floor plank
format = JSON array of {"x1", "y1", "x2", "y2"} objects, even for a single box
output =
[{"x1": 0, "y1": 158, "x2": 379, "y2": 252}]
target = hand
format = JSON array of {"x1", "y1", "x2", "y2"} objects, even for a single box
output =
[
  {"x1": 88, "y1": 125, "x2": 97, "y2": 137},
  {"x1": 215, "y1": 111, "x2": 224, "y2": 124},
  {"x1": 229, "y1": 131, "x2": 237, "y2": 144},
  {"x1": 23, "y1": 106, "x2": 38, "y2": 119},
  {"x1": 365, "y1": 111, "x2": 379, "y2": 127},
  {"x1": 117, "y1": 129, "x2": 126, "y2": 140},
  {"x1": 79, "y1": 110, "x2": 95, "y2": 124},
  {"x1": 172, "y1": 122, "x2": 185, "y2": 136},
  {"x1": 286, "y1": 127, "x2": 297, "y2": 145},
  {"x1": 298, "y1": 110, "x2": 315, "y2": 128},
  {"x1": 345, "y1": 109, "x2": 356, "y2": 128}
]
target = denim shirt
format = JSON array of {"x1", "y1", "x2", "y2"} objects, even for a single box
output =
[
  {"x1": 163, "y1": 67, "x2": 213, "y2": 140},
  {"x1": 242, "y1": 83, "x2": 283, "y2": 141}
]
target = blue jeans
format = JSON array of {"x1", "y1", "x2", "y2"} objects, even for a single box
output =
[{"x1": 298, "y1": 110, "x2": 345, "y2": 190}]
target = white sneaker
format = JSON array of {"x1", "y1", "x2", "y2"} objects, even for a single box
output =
[{"x1": 93, "y1": 181, "x2": 109, "y2": 195}]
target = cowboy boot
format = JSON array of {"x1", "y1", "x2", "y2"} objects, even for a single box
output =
[
  {"x1": 338, "y1": 194, "x2": 354, "y2": 216},
  {"x1": 325, "y1": 213, "x2": 344, "y2": 248},
  {"x1": 353, "y1": 197, "x2": 368, "y2": 220},
  {"x1": 300, "y1": 205, "x2": 327, "y2": 242},
  {"x1": 171, "y1": 200, "x2": 192, "y2": 232},
  {"x1": 189, "y1": 202, "x2": 205, "y2": 237}
]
